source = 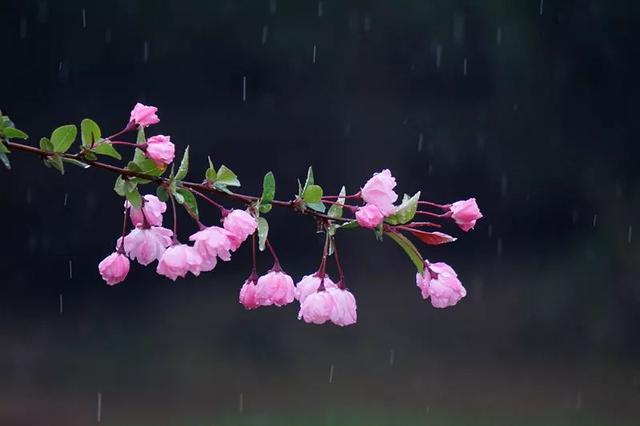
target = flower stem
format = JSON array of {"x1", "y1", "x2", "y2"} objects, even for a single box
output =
[
  {"x1": 416, "y1": 210, "x2": 451, "y2": 219},
  {"x1": 265, "y1": 239, "x2": 282, "y2": 271},
  {"x1": 332, "y1": 236, "x2": 346, "y2": 289},
  {"x1": 117, "y1": 205, "x2": 129, "y2": 254},
  {"x1": 169, "y1": 192, "x2": 179, "y2": 244},
  {"x1": 418, "y1": 200, "x2": 450, "y2": 209},
  {"x1": 188, "y1": 187, "x2": 230, "y2": 216}
]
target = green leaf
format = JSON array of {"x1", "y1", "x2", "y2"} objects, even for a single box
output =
[
  {"x1": 125, "y1": 188, "x2": 142, "y2": 208},
  {"x1": 176, "y1": 188, "x2": 198, "y2": 219},
  {"x1": 39, "y1": 137, "x2": 53, "y2": 151},
  {"x1": 205, "y1": 156, "x2": 216, "y2": 183},
  {"x1": 385, "y1": 231, "x2": 425, "y2": 273},
  {"x1": 132, "y1": 127, "x2": 147, "y2": 164},
  {"x1": 80, "y1": 119, "x2": 100, "y2": 148},
  {"x1": 51, "y1": 124, "x2": 77, "y2": 153},
  {"x1": 328, "y1": 186, "x2": 346, "y2": 218},
  {"x1": 62, "y1": 158, "x2": 90, "y2": 169},
  {"x1": 156, "y1": 186, "x2": 169, "y2": 202},
  {"x1": 306, "y1": 202, "x2": 326, "y2": 213},
  {"x1": 114, "y1": 175, "x2": 136, "y2": 197},
  {"x1": 49, "y1": 154, "x2": 65, "y2": 174},
  {"x1": 173, "y1": 190, "x2": 185, "y2": 204},
  {"x1": 216, "y1": 165, "x2": 240, "y2": 187},
  {"x1": 305, "y1": 166, "x2": 314, "y2": 188},
  {"x1": 340, "y1": 220, "x2": 359, "y2": 230},
  {"x1": 260, "y1": 171, "x2": 276, "y2": 211},
  {"x1": 1, "y1": 116, "x2": 15, "y2": 129},
  {"x1": 385, "y1": 191, "x2": 421, "y2": 225},
  {"x1": 0, "y1": 150, "x2": 10, "y2": 170},
  {"x1": 0, "y1": 141, "x2": 9, "y2": 153},
  {"x1": 93, "y1": 142, "x2": 122, "y2": 160},
  {"x1": 303, "y1": 184, "x2": 323, "y2": 203},
  {"x1": 3, "y1": 127, "x2": 28, "y2": 140},
  {"x1": 257, "y1": 217, "x2": 269, "y2": 251},
  {"x1": 175, "y1": 146, "x2": 189, "y2": 181}
]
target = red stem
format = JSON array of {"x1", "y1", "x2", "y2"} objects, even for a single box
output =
[{"x1": 265, "y1": 239, "x2": 282, "y2": 271}]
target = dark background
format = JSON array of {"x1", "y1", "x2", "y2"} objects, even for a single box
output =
[{"x1": 1, "y1": 1, "x2": 639, "y2": 425}]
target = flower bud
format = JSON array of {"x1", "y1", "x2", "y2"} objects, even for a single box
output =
[
  {"x1": 126, "y1": 194, "x2": 167, "y2": 227},
  {"x1": 146, "y1": 135, "x2": 175, "y2": 167},
  {"x1": 416, "y1": 260, "x2": 466, "y2": 308},
  {"x1": 355, "y1": 204, "x2": 384, "y2": 228},
  {"x1": 254, "y1": 270, "x2": 296, "y2": 307},
  {"x1": 156, "y1": 244, "x2": 203, "y2": 281},
  {"x1": 449, "y1": 198, "x2": 482, "y2": 232},
  {"x1": 122, "y1": 226, "x2": 173, "y2": 266},
  {"x1": 98, "y1": 252, "x2": 130, "y2": 286},
  {"x1": 361, "y1": 169, "x2": 398, "y2": 216},
  {"x1": 129, "y1": 103, "x2": 160, "y2": 127}
]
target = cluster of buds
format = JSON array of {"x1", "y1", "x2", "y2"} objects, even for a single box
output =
[{"x1": 0, "y1": 103, "x2": 483, "y2": 327}]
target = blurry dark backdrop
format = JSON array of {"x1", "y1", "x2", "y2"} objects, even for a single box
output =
[{"x1": 1, "y1": 1, "x2": 639, "y2": 425}]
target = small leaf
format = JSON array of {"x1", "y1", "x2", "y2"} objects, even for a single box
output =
[
  {"x1": 176, "y1": 188, "x2": 198, "y2": 219},
  {"x1": 3, "y1": 127, "x2": 28, "y2": 140},
  {"x1": 385, "y1": 231, "x2": 425, "y2": 273},
  {"x1": 93, "y1": 142, "x2": 122, "y2": 160},
  {"x1": 303, "y1": 184, "x2": 323, "y2": 203},
  {"x1": 51, "y1": 124, "x2": 77, "y2": 153},
  {"x1": 259, "y1": 203, "x2": 273, "y2": 214},
  {"x1": 0, "y1": 150, "x2": 10, "y2": 170},
  {"x1": 80, "y1": 119, "x2": 101, "y2": 148},
  {"x1": 126, "y1": 188, "x2": 142, "y2": 209},
  {"x1": 328, "y1": 186, "x2": 346, "y2": 218},
  {"x1": 340, "y1": 220, "x2": 359, "y2": 229},
  {"x1": 257, "y1": 217, "x2": 269, "y2": 251},
  {"x1": 408, "y1": 230, "x2": 457, "y2": 245},
  {"x1": 156, "y1": 186, "x2": 169, "y2": 202},
  {"x1": 39, "y1": 137, "x2": 53, "y2": 151},
  {"x1": 132, "y1": 127, "x2": 147, "y2": 164},
  {"x1": 205, "y1": 156, "x2": 216, "y2": 183},
  {"x1": 385, "y1": 191, "x2": 420, "y2": 225},
  {"x1": 83, "y1": 150, "x2": 97, "y2": 161},
  {"x1": 261, "y1": 171, "x2": 276, "y2": 205},
  {"x1": 216, "y1": 165, "x2": 240, "y2": 186},
  {"x1": 304, "y1": 166, "x2": 314, "y2": 189},
  {"x1": 0, "y1": 141, "x2": 10, "y2": 153},
  {"x1": 49, "y1": 154, "x2": 65, "y2": 174},
  {"x1": 307, "y1": 202, "x2": 326, "y2": 213},
  {"x1": 173, "y1": 191, "x2": 185, "y2": 204},
  {"x1": 62, "y1": 158, "x2": 90, "y2": 169},
  {"x1": 114, "y1": 176, "x2": 136, "y2": 196},
  {"x1": 175, "y1": 146, "x2": 189, "y2": 181}
]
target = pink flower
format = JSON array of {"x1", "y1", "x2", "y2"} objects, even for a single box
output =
[
  {"x1": 361, "y1": 169, "x2": 398, "y2": 216},
  {"x1": 189, "y1": 226, "x2": 235, "y2": 271},
  {"x1": 416, "y1": 261, "x2": 467, "y2": 308},
  {"x1": 355, "y1": 204, "x2": 384, "y2": 228},
  {"x1": 449, "y1": 198, "x2": 482, "y2": 232},
  {"x1": 146, "y1": 135, "x2": 175, "y2": 167},
  {"x1": 98, "y1": 252, "x2": 130, "y2": 286},
  {"x1": 156, "y1": 244, "x2": 203, "y2": 281},
  {"x1": 294, "y1": 274, "x2": 337, "y2": 303},
  {"x1": 239, "y1": 279, "x2": 259, "y2": 310},
  {"x1": 122, "y1": 226, "x2": 173, "y2": 266},
  {"x1": 223, "y1": 209, "x2": 257, "y2": 249},
  {"x1": 126, "y1": 194, "x2": 167, "y2": 227},
  {"x1": 129, "y1": 103, "x2": 160, "y2": 127},
  {"x1": 327, "y1": 287, "x2": 357, "y2": 326},
  {"x1": 298, "y1": 290, "x2": 335, "y2": 324},
  {"x1": 254, "y1": 270, "x2": 296, "y2": 307}
]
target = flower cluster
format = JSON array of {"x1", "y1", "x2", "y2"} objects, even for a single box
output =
[{"x1": 0, "y1": 103, "x2": 483, "y2": 328}]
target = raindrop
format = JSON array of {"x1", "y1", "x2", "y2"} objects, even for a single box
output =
[
  {"x1": 539, "y1": 0, "x2": 544, "y2": 15},
  {"x1": 269, "y1": 0, "x2": 277, "y2": 15},
  {"x1": 63, "y1": 192, "x2": 68, "y2": 206},
  {"x1": 417, "y1": 133, "x2": 424, "y2": 152},
  {"x1": 500, "y1": 174, "x2": 508, "y2": 197},
  {"x1": 435, "y1": 44, "x2": 442, "y2": 69},
  {"x1": 238, "y1": 392, "x2": 244, "y2": 413},
  {"x1": 19, "y1": 18, "x2": 27, "y2": 39},
  {"x1": 328, "y1": 364, "x2": 334, "y2": 384},
  {"x1": 497, "y1": 237, "x2": 503, "y2": 256},
  {"x1": 344, "y1": 122, "x2": 351, "y2": 136},
  {"x1": 571, "y1": 207, "x2": 579, "y2": 225},
  {"x1": 26, "y1": 189, "x2": 32, "y2": 204},
  {"x1": 463, "y1": 57, "x2": 468, "y2": 76},
  {"x1": 59, "y1": 293, "x2": 63, "y2": 314},
  {"x1": 96, "y1": 392, "x2": 102, "y2": 422},
  {"x1": 58, "y1": 61, "x2": 63, "y2": 72},
  {"x1": 69, "y1": 260, "x2": 73, "y2": 279},
  {"x1": 37, "y1": 1, "x2": 49, "y2": 23},
  {"x1": 628, "y1": 225, "x2": 633, "y2": 244},
  {"x1": 389, "y1": 348, "x2": 395, "y2": 366},
  {"x1": 312, "y1": 44, "x2": 317, "y2": 64},
  {"x1": 317, "y1": 1, "x2": 323, "y2": 17},
  {"x1": 105, "y1": 28, "x2": 112, "y2": 44},
  {"x1": 363, "y1": 15, "x2": 371, "y2": 32},
  {"x1": 143, "y1": 41, "x2": 150, "y2": 62},
  {"x1": 575, "y1": 391, "x2": 583, "y2": 412},
  {"x1": 615, "y1": 181, "x2": 623, "y2": 198},
  {"x1": 592, "y1": 214, "x2": 597, "y2": 227},
  {"x1": 513, "y1": 103, "x2": 519, "y2": 112},
  {"x1": 261, "y1": 25, "x2": 269, "y2": 44},
  {"x1": 487, "y1": 224, "x2": 493, "y2": 238},
  {"x1": 82, "y1": 8, "x2": 86, "y2": 29},
  {"x1": 242, "y1": 76, "x2": 247, "y2": 102},
  {"x1": 427, "y1": 164, "x2": 433, "y2": 175},
  {"x1": 496, "y1": 26, "x2": 502, "y2": 45},
  {"x1": 452, "y1": 14, "x2": 464, "y2": 44}
]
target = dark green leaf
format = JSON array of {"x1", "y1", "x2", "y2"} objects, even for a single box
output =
[
  {"x1": 259, "y1": 203, "x2": 273, "y2": 214},
  {"x1": 93, "y1": 142, "x2": 122, "y2": 160},
  {"x1": 51, "y1": 124, "x2": 77, "y2": 153},
  {"x1": 132, "y1": 127, "x2": 147, "y2": 164},
  {"x1": 0, "y1": 141, "x2": 9, "y2": 153},
  {"x1": 125, "y1": 188, "x2": 142, "y2": 208},
  {"x1": 385, "y1": 231, "x2": 425, "y2": 273},
  {"x1": 3, "y1": 127, "x2": 28, "y2": 140},
  {"x1": 205, "y1": 156, "x2": 216, "y2": 183},
  {"x1": 175, "y1": 146, "x2": 189, "y2": 181},
  {"x1": 328, "y1": 186, "x2": 346, "y2": 218},
  {"x1": 49, "y1": 154, "x2": 65, "y2": 174},
  {"x1": 0, "y1": 151, "x2": 10, "y2": 170},
  {"x1": 156, "y1": 186, "x2": 169, "y2": 202},
  {"x1": 80, "y1": 119, "x2": 100, "y2": 148},
  {"x1": 385, "y1": 191, "x2": 420, "y2": 225},
  {"x1": 216, "y1": 165, "x2": 240, "y2": 186},
  {"x1": 257, "y1": 217, "x2": 269, "y2": 251},
  {"x1": 114, "y1": 175, "x2": 136, "y2": 196},
  {"x1": 176, "y1": 188, "x2": 198, "y2": 219}
]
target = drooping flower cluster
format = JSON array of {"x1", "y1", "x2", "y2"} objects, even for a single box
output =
[{"x1": 0, "y1": 103, "x2": 483, "y2": 326}]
